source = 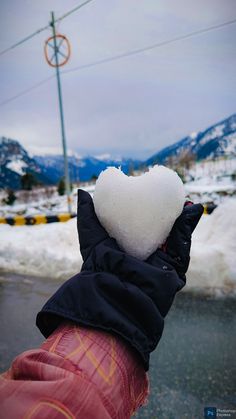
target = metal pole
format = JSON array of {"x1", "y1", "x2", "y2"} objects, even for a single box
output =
[{"x1": 50, "y1": 11, "x2": 71, "y2": 213}]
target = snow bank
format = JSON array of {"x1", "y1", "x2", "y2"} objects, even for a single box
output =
[
  {"x1": 0, "y1": 199, "x2": 236, "y2": 295},
  {"x1": 186, "y1": 199, "x2": 236, "y2": 295},
  {"x1": 0, "y1": 218, "x2": 82, "y2": 280}
]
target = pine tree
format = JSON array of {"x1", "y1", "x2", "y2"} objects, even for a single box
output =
[
  {"x1": 21, "y1": 173, "x2": 38, "y2": 190},
  {"x1": 4, "y1": 189, "x2": 17, "y2": 205},
  {"x1": 57, "y1": 177, "x2": 65, "y2": 195},
  {"x1": 90, "y1": 174, "x2": 98, "y2": 182}
]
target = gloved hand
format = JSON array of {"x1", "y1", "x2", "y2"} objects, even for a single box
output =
[
  {"x1": 37, "y1": 189, "x2": 203, "y2": 371},
  {"x1": 78, "y1": 189, "x2": 203, "y2": 295},
  {"x1": 147, "y1": 200, "x2": 204, "y2": 284}
]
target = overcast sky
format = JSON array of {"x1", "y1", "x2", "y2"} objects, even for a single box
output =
[{"x1": 0, "y1": 0, "x2": 236, "y2": 159}]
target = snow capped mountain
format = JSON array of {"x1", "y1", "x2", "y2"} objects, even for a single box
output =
[
  {"x1": 1, "y1": 114, "x2": 235, "y2": 190},
  {"x1": 0, "y1": 137, "x2": 51, "y2": 189},
  {"x1": 33, "y1": 153, "x2": 138, "y2": 183},
  {"x1": 146, "y1": 114, "x2": 236, "y2": 166},
  {"x1": 0, "y1": 137, "x2": 139, "y2": 189}
]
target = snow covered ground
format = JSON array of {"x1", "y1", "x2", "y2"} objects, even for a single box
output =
[
  {"x1": 184, "y1": 157, "x2": 236, "y2": 205},
  {"x1": 0, "y1": 184, "x2": 95, "y2": 217},
  {"x1": 0, "y1": 217, "x2": 81, "y2": 280},
  {"x1": 186, "y1": 200, "x2": 236, "y2": 295},
  {"x1": 0, "y1": 198, "x2": 236, "y2": 296},
  {"x1": 0, "y1": 159, "x2": 236, "y2": 296}
]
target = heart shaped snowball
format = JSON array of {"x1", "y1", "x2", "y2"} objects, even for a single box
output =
[{"x1": 93, "y1": 165, "x2": 185, "y2": 260}]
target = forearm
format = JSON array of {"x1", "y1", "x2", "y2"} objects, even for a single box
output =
[
  {"x1": 0, "y1": 322, "x2": 148, "y2": 418},
  {"x1": 36, "y1": 241, "x2": 184, "y2": 371}
]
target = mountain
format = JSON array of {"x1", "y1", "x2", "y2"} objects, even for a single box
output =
[
  {"x1": 146, "y1": 114, "x2": 236, "y2": 166},
  {"x1": 0, "y1": 137, "x2": 52, "y2": 189},
  {"x1": 33, "y1": 154, "x2": 139, "y2": 183},
  {"x1": 1, "y1": 114, "x2": 235, "y2": 190},
  {"x1": 0, "y1": 137, "x2": 139, "y2": 189}
]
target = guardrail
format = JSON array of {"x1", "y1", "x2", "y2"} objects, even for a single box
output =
[
  {"x1": 203, "y1": 204, "x2": 217, "y2": 215},
  {"x1": 0, "y1": 204, "x2": 217, "y2": 226},
  {"x1": 0, "y1": 213, "x2": 76, "y2": 226}
]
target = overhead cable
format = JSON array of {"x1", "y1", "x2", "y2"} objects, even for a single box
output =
[
  {"x1": 55, "y1": 0, "x2": 94, "y2": 23},
  {"x1": 64, "y1": 17, "x2": 236, "y2": 74},
  {"x1": 0, "y1": 76, "x2": 54, "y2": 107},
  {"x1": 0, "y1": 17, "x2": 236, "y2": 107},
  {"x1": 0, "y1": 0, "x2": 95, "y2": 57}
]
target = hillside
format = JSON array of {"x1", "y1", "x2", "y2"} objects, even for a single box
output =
[
  {"x1": 0, "y1": 137, "x2": 139, "y2": 189},
  {"x1": 1, "y1": 113, "x2": 236, "y2": 190},
  {"x1": 33, "y1": 154, "x2": 139, "y2": 183},
  {"x1": 146, "y1": 114, "x2": 236, "y2": 166},
  {"x1": 0, "y1": 137, "x2": 52, "y2": 189}
]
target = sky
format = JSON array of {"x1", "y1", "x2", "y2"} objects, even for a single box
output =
[{"x1": 0, "y1": 0, "x2": 236, "y2": 160}]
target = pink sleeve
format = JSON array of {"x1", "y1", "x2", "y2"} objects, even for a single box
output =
[{"x1": 0, "y1": 322, "x2": 149, "y2": 418}]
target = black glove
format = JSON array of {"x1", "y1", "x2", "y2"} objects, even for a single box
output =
[
  {"x1": 37, "y1": 190, "x2": 203, "y2": 371},
  {"x1": 147, "y1": 200, "x2": 204, "y2": 284}
]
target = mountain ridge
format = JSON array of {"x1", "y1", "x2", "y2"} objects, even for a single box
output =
[
  {"x1": 146, "y1": 113, "x2": 236, "y2": 166},
  {"x1": 1, "y1": 113, "x2": 235, "y2": 189}
]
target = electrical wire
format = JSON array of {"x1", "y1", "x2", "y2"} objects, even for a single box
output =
[
  {"x1": 55, "y1": 0, "x2": 94, "y2": 23},
  {"x1": 0, "y1": 17, "x2": 236, "y2": 107},
  {"x1": 63, "y1": 17, "x2": 236, "y2": 74},
  {"x1": 0, "y1": 0, "x2": 95, "y2": 57},
  {"x1": 0, "y1": 76, "x2": 55, "y2": 107},
  {"x1": 0, "y1": 24, "x2": 51, "y2": 57}
]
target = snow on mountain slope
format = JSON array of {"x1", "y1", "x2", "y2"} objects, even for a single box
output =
[
  {"x1": 0, "y1": 137, "x2": 51, "y2": 189},
  {"x1": 6, "y1": 159, "x2": 27, "y2": 175},
  {"x1": 147, "y1": 114, "x2": 236, "y2": 166},
  {"x1": 0, "y1": 137, "x2": 139, "y2": 188}
]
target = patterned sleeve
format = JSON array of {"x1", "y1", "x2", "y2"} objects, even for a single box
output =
[{"x1": 0, "y1": 322, "x2": 148, "y2": 418}]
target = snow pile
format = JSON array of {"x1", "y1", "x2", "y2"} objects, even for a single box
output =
[
  {"x1": 0, "y1": 218, "x2": 82, "y2": 280},
  {"x1": 93, "y1": 165, "x2": 185, "y2": 260},
  {"x1": 186, "y1": 199, "x2": 236, "y2": 295},
  {"x1": 0, "y1": 197, "x2": 236, "y2": 296}
]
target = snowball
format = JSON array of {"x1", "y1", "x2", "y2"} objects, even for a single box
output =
[{"x1": 93, "y1": 165, "x2": 185, "y2": 260}]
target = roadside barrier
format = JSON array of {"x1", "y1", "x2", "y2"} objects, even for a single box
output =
[
  {"x1": 0, "y1": 204, "x2": 217, "y2": 226},
  {"x1": 203, "y1": 204, "x2": 217, "y2": 215},
  {"x1": 0, "y1": 213, "x2": 76, "y2": 226}
]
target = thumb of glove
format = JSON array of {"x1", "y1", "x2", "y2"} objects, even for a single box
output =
[
  {"x1": 77, "y1": 189, "x2": 109, "y2": 261},
  {"x1": 165, "y1": 203, "x2": 204, "y2": 277}
]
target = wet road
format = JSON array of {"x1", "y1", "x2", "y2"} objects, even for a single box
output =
[{"x1": 0, "y1": 273, "x2": 236, "y2": 418}]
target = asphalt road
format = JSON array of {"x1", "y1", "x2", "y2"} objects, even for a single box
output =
[{"x1": 0, "y1": 273, "x2": 236, "y2": 418}]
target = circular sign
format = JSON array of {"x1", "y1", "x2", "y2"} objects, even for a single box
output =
[{"x1": 44, "y1": 34, "x2": 71, "y2": 67}]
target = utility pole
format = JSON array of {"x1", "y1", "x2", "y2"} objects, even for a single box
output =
[{"x1": 49, "y1": 11, "x2": 71, "y2": 213}]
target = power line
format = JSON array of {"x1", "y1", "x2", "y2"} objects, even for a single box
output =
[
  {"x1": 0, "y1": 76, "x2": 55, "y2": 107},
  {"x1": 64, "y1": 17, "x2": 236, "y2": 74},
  {"x1": 0, "y1": 24, "x2": 51, "y2": 57},
  {"x1": 55, "y1": 0, "x2": 94, "y2": 23},
  {"x1": 0, "y1": 0, "x2": 95, "y2": 57},
  {"x1": 0, "y1": 17, "x2": 236, "y2": 107}
]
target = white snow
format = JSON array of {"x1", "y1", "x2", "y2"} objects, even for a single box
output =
[
  {"x1": 223, "y1": 132, "x2": 236, "y2": 155},
  {"x1": 0, "y1": 218, "x2": 82, "y2": 280},
  {"x1": 1, "y1": 157, "x2": 236, "y2": 296},
  {"x1": 93, "y1": 165, "x2": 185, "y2": 260},
  {"x1": 94, "y1": 153, "x2": 112, "y2": 161},
  {"x1": 184, "y1": 158, "x2": 236, "y2": 205},
  {"x1": 0, "y1": 199, "x2": 236, "y2": 296},
  {"x1": 199, "y1": 124, "x2": 225, "y2": 146},
  {"x1": 189, "y1": 132, "x2": 197, "y2": 140},
  {"x1": 27, "y1": 145, "x2": 82, "y2": 159},
  {"x1": 6, "y1": 159, "x2": 27, "y2": 175},
  {"x1": 186, "y1": 199, "x2": 236, "y2": 295}
]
